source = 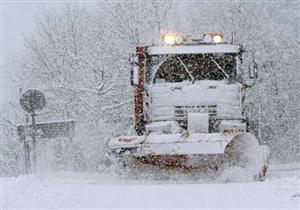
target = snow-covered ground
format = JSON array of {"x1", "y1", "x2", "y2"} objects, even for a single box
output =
[{"x1": 1, "y1": 163, "x2": 299, "y2": 209}]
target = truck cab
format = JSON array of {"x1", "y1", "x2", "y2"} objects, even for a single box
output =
[{"x1": 131, "y1": 34, "x2": 254, "y2": 136}]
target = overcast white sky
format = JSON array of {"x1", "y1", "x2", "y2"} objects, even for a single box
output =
[
  {"x1": 1, "y1": 1, "x2": 96, "y2": 105},
  {"x1": 3, "y1": 2, "x2": 44, "y2": 60},
  {"x1": 1, "y1": 1, "x2": 64, "y2": 104}
]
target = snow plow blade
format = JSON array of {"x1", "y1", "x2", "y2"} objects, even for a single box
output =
[
  {"x1": 108, "y1": 132, "x2": 270, "y2": 177},
  {"x1": 108, "y1": 132, "x2": 240, "y2": 157}
]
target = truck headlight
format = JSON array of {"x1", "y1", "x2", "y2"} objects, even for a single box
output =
[
  {"x1": 203, "y1": 33, "x2": 224, "y2": 43},
  {"x1": 213, "y1": 34, "x2": 223, "y2": 43},
  {"x1": 162, "y1": 33, "x2": 176, "y2": 45}
]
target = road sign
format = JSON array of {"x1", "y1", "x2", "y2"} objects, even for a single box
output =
[
  {"x1": 20, "y1": 89, "x2": 46, "y2": 114},
  {"x1": 17, "y1": 120, "x2": 75, "y2": 139}
]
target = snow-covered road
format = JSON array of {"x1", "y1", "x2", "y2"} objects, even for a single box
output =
[{"x1": 1, "y1": 163, "x2": 299, "y2": 209}]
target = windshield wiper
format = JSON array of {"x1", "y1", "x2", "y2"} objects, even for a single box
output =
[
  {"x1": 210, "y1": 57, "x2": 254, "y2": 88},
  {"x1": 176, "y1": 56, "x2": 195, "y2": 83},
  {"x1": 210, "y1": 57, "x2": 230, "y2": 79}
]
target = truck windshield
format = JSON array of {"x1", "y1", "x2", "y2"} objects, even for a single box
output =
[{"x1": 148, "y1": 54, "x2": 236, "y2": 84}]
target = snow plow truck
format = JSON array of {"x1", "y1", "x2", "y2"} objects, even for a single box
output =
[{"x1": 108, "y1": 33, "x2": 270, "y2": 178}]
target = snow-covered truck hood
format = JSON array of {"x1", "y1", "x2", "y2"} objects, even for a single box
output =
[{"x1": 146, "y1": 80, "x2": 242, "y2": 122}]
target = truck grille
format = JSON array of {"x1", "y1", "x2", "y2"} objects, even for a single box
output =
[{"x1": 174, "y1": 105, "x2": 217, "y2": 127}]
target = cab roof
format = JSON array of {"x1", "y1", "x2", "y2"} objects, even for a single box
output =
[{"x1": 147, "y1": 44, "x2": 241, "y2": 55}]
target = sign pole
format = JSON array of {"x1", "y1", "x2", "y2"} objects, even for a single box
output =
[
  {"x1": 24, "y1": 137, "x2": 31, "y2": 173},
  {"x1": 26, "y1": 114, "x2": 31, "y2": 173},
  {"x1": 31, "y1": 113, "x2": 37, "y2": 171},
  {"x1": 18, "y1": 114, "x2": 31, "y2": 174}
]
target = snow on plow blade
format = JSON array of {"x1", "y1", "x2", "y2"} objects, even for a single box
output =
[{"x1": 108, "y1": 132, "x2": 240, "y2": 157}]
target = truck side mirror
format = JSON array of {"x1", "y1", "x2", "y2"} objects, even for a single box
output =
[
  {"x1": 248, "y1": 51, "x2": 258, "y2": 79},
  {"x1": 130, "y1": 65, "x2": 139, "y2": 86},
  {"x1": 248, "y1": 63, "x2": 258, "y2": 79},
  {"x1": 129, "y1": 54, "x2": 139, "y2": 86},
  {"x1": 253, "y1": 63, "x2": 258, "y2": 79}
]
